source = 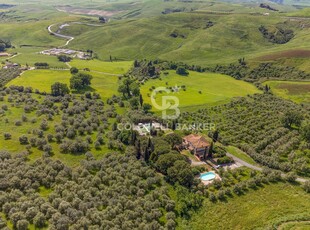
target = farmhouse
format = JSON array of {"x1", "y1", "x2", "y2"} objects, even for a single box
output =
[
  {"x1": 0, "y1": 52, "x2": 10, "y2": 57},
  {"x1": 3, "y1": 63, "x2": 19, "y2": 69},
  {"x1": 40, "y1": 48, "x2": 90, "y2": 60},
  {"x1": 183, "y1": 134, "x2": 210, "y2": 159},
  {"x1": 133, "y1": 122, "x2": 169, "y2": 136}
]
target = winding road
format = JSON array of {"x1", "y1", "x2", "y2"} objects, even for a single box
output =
[
  {"x1": 48, "y1": 24, "x2": 74, "y2": 47},
  {"x1": 226, "y1": 152, "x2": 308, "y2": 183},
  {"x1": 47, "y1": 22, "x2": 104, "y2": 47}
]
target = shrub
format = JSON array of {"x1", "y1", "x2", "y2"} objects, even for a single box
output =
[
  {"x1": 303, "y1": 181, "x2": 310, "y2": 193},
  {"x1": 43, "y1": 144, "x2": 53, "y2": 154},
  {"x1": 70, "y1": 67, "x2": 79, "y2": 74},
  {"x1": 47, "y1": 134, "x2": 54, "y2": 142},
  {"x1": 285, "y1": 172, "x2": 297, "y2": 182},
  {"x1": 217, "y1": 156, "x2": 234, "y2": 165},
  {"x1": 15, "y1": 120, "x2": 22, "y2": 126},
  {"x1": 209, "y1": 193, "x2": 217, "y2": 202},
  {"x1": 4, "y1": 133, "x2": 11, "y2": 140},
  {"x1": 2, "y1": 104, "x2": 8, "y2": 110},
  {"x1": 58, "y1": 55, "x2": 72, "y2": 62},
  {"x1": 40, "y1": 120, "x2": 49, "y2": 131},
  {"x1": 176, "y1": 66, "x2": 189, "y2": 76},
  {"x1": 21, "y1": 114, "x2": 28, "y2": 122},
  {"x1": 19, "y1": 135, "x2": 29, "y2": 145}
]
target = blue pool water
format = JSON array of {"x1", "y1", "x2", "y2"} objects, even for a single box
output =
[{"x1": 200, "y1": 172, "x2": 216, "y2": 181}]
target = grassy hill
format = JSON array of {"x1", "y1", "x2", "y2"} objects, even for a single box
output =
[
  {"x1": 0, "y1": 2, "x2": 309, "y2": 69},
  {"x1": 140, "y1": 70, "x2": 261, "y2": 109},
  {"x1": 66, "y1": 12, "x2": 310, "y2": 65}
]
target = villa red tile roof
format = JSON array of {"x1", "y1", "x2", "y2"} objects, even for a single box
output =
[{"x1": 183, "y1": 134, "x2": 210, "y2": 149}]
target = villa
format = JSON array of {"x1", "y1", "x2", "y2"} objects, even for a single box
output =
[{"x1": 183, "y1": 134, "x2": 210, "y2": 159}]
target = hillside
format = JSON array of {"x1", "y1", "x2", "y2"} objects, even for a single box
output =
[
  {"x1": 66, "y1": 12, "x2": 310, "y2": 65},
  {"x1": 0, "y1": 1, "x2": 309, "y2": 230}
]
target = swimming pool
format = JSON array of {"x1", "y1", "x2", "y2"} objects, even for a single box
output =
[{"x1": 200, "y1": 172, "x2": 216, "y2": 181}]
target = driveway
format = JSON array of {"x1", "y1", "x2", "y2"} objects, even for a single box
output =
[{"x1": 226, "y1": 152, "x2": 308, "y2": 183}]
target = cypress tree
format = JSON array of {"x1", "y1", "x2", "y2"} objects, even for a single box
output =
[
  {"x1": 139, "y1": 94, "x2": 143, "y2": 106},
  {"x1": 136, "y1": 139, "x2": 141, "y2": 159}
]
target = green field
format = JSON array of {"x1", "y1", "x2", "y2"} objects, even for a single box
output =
[
  {"x1": 7, "y1": 68, "x2": 120, "y2": 100},
  {"x1": 178, "y1": 183, "x2": 310, "y2": 230},
  {"x1": 7, "y1": 69, "x2": 71, "y2": 93},
  {"x1": 141, "y1": 70, "x2": 261, "y2": 109},
  {"x1": 265, "y1": 80, "x2": 310, "y2": 103},
  {"x1": 70, "y1": 59, "x2": 132, "y2": 74}
]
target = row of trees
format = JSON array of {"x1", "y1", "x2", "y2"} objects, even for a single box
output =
[
  {"x1": 0, "y1": 68, "x2": 21, "y2": 88},
  {"x1": 34, "y1": 62, "x2": 49, "y2": 69},
  {"x1": 130, "y1": 59, "x2": 310, "y2": 84},
  {"x1": 179, "y1": 94, "x2": 310, "y2": 175}
]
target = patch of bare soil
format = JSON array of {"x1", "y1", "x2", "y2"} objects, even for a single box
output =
[
  {"x1": 257, "y1": 49, "x2": 310, "y2": 61},
  {"x1": 56, "y1": 6, "x2": 122, "y2": 17},
  {"x1": 277, "y1": 83, "x2": 310, "y2": 94}
]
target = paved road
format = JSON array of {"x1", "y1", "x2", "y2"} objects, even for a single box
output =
[
  {"x1": 48, "y1": 22, "x2": 104, "y2": 47},
  {"x1": 48, "y1": 24, "x2": 74, "y2": 47},
  {"x1": 226, "y1": 153, "x2": 262, "y2": 171},
  {"x1": 226, "y1": 152, "x2": 308, "y2": 183}
]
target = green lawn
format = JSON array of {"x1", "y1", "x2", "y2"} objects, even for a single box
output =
[
  {"x1": 226, "y1": 145, "x2": 257, "y2": 166},
  {"x1": 265, "y1": 80, "x2": 310, "y2": 104},
  {"x1": 178, "y1": 183, "x2": 310, "y2": 230},
  {"x1": 141, "y1": 70, "x2": 261, "y2": 109}
]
